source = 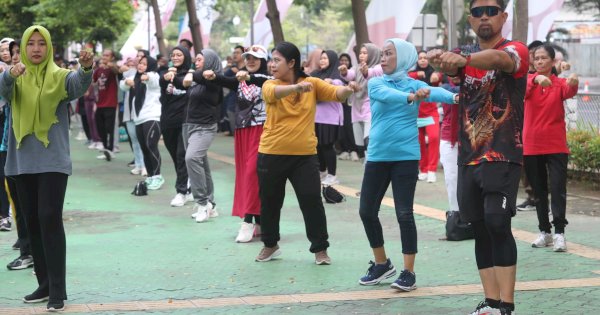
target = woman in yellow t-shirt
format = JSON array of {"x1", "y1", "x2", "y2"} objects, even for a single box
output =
[{"x1": 256, "y1": 42, "x2": 357, "y2": 265}]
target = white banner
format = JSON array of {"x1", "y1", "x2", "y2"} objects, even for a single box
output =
[
  {"x1": 243, "y1": 0, "x2": 294, "y2": 48},
  {"x1": 346, "y1": 0, "x2": 426, "y2": 58},
  {"x1": 502, "y1": 0, "x2": 565, "y2": 43},
  {"x1": 178, "y1": 0, "x2": 219, "y2": 54},
  {"x1": 119, "y1": 0, "x2": 177, "y2": 61}
]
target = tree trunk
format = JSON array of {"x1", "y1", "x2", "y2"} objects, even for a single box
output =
[
  {"x1": 512, "y1": 0, "x2": 528, "y2": 43},
  {"x1": 150, "y1": 0, "x2": 167, "y2": 57},
  {"x1": 185, "y1": 0, "x2": 204, "y2": 53},
  {"x1": 265, "y1": 0, "x2": 285, "y2": 45},
  {"x1": 351, "y1": 0, "x2": 370, "y2": 58}
]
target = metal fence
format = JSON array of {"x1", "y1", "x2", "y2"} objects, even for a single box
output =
[{"x1": 567, "y1": 91, "x2": 600, "y2": 132}]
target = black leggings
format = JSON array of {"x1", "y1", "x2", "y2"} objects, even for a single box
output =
[
  {"x1": 136, "y1": 121, "x2": 162, "y2": 177},
  {"x1": 472, "y1": 212, "x2": 517, "y2": 269},
  {"x1": 244, "y1": 214, "x2": 261, "y2": 225},
  {"x1": 6, "y1": 175, "x2": 31, "y2": 257},
  {"x1": 162, "y1": 126, "x2": 188, "y2": 194},
  {"x1": 15, "y1": 172, "x2": 68, "y2": 300},
  {"x1": 317, "y1": 143, "x2": 337, "y2": 175},
  {"x1": 95, "y1": 107, "x2": 116, "y2": 151}
]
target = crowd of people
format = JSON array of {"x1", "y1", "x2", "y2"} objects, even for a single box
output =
[{"x1": 0, "y1": 0, "x2": 581, "y2": 313}]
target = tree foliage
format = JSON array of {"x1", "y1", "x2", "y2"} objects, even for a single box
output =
[
  {"x1": 0, "y1": 0, "x2": 133, "y2": 48},
  {"x1": 565, "y1": 0, "x2": 600, "y2": 15},
  {"x1": 0, "y1": 0, "x2": 37, "y2": 40},
  {"x1": 28, "y1": 0, "x2": 133, "y2": 45}
]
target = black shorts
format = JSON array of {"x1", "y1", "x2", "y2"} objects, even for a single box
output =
[{"x1": 457, "y1": 162, "x2": 521, "y2": 223}]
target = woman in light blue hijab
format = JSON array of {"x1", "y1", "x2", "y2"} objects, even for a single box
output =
[{"x1": 357, "y1": 39, "x2": 458, "y2": 291}]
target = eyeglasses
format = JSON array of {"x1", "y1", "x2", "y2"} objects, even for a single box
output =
[{"x1": 470, "y1": 6, "x2": 502, "y2": 18}]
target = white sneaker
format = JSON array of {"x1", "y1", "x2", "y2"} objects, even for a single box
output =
[
  {"x1": 236, "y1": 222, "x2": 255, "y2": 243},
  {"x1": 88, "y1": 142, "x2": 97, "y2": 149},
  {"x1": 191, "y1": 201, "x2": 218, "y2": 218},
  {"x1": 95, "y1": 142, "x2": 104, "y2": 150},
  {"x1": 320, "y1": 171, "x2": 327, "y2": 181},
  {"x1": 96, "y1": 154, "x2": 106, "y2": 160},
  {"x1": 427, "y1": 171, "x2": 437, "y2": 183},
  {"x1": 170, "y1": 193, "x2": 187, "y2": 207},
  {"x1": 553, "y1": 233, "x2": 567, "y2": 252},
  {"x1": 113, "y1": 146, "x2": 120, "y2": 153},
  {"x1": 194, "y1": 204, "x2": 209, "y2": 223},
  {"x1": 350, "y1": 151, "x2": 360, "y2": 162},
  {"x1": 418, "y1": 172, "x2": 427, "y2": 181},
  {"x1": 141, "y1": 168, "x2": 148, "y2": 177},
  {"x1": 130, "y1": 167, "x2": 142, "y2": 175},
  {"x1": 338, "y1": 152, "x2": 350, "y2": 160},
  {"x1": 185, "y1": 193, "x2": 194, "y2": 204},
  {"x1": 208, "y1": 201, "x2": 219, "y2": 218},
  {"x1": 532, "y1": 232, "x2": 553, "y2": 248},
  {"x1": 75, "y1": 131, "x2": 87, "y2": 141},
  {"x1": 321, "y1": 174, "x2": 339, "y2": 186}
]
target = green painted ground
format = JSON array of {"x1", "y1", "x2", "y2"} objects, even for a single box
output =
[{"x1": 1, "y1": 133, "x2": 599, "y2": 314}]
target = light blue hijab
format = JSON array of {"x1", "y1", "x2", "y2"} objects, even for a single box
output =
[{"x1": 382, "y1": 38, "x2": 418, "y2": 82}]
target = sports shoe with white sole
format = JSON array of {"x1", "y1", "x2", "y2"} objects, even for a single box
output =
[
  {"x1": 532, "y1": 232, "x2": 553, "y2": 248},
  {"x1": 194, "y1": 204, "x2": 209, "y2": 223},
  {"x1": 255, "y1": 245, "x2": 281, "y2": 262},
  {"x1": 426, "y1": 171, "x2": 437, "y2": 183},
  {"x1": 235, "y1": 222, "x2": 255, "y2": 243},
  {"x1": 315, "y1": 250, "x2": 331, "y2": 265},
  {"x1": 390, "y1": 269, "x2": 416, "y2": 291},
  {"x1": 321, "y1": 174, "x2": 339, "y2": 186},
  {"x1": 553, "y1": 233, "x2": 567, "y2": 252},
  {"x1": 469, "y1": 300, "x2": 501, "y2": 315},
  {"x1": 7, "y1": 255, "x2": 34, "y2": 270},
  {"x1": 359, "y1": 259, "x2": 397, "y2": 285},
  {"x1": 170, "y1": 193, "x2": 187, "y2": 207}
]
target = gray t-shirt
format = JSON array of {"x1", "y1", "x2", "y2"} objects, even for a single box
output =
[{"x1": 0, "y1": 68, "x2": 92, "y2": 176}]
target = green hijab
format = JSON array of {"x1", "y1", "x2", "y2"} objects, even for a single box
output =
[{"x1": 11, "y1": 25, "x2": 69, "y2": 147}]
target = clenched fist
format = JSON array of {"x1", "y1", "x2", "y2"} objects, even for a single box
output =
[{"x1": 10, "y1": 62, "x2": 26, "y2": 78}]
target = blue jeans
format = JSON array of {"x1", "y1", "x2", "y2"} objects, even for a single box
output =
[
  {"x1": 359, "y1": 160, "x2": 419, "y2": 254},
  {"x1": 125, "y1": 120, "x2": 145, "y2": 169}
]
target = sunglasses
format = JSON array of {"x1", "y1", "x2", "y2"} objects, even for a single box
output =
[
  {"x1": 245, "y1": 46, "x2": 265, "y2": 54},
  {"x1": 470, "y1": 6, "x2": 502, "y2": 18}
]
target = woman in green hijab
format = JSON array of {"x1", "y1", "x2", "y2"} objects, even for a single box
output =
[{"x1": 0, "y1": 25, "x2": 93, "y2": 312}]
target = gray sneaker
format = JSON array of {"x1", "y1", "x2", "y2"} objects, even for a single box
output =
[
  {"x1": 315, "y1": 250, "x2": 331, "y2": 265},
  {"x1": 7, "y1": 255, "x2": 34, "y2": 270},
  {"x1": 0, "y1": 217, "x2": 11, "y2": 231},
  {"x1": 255, "y1": 245, "x2": 281, "y2": 262}
]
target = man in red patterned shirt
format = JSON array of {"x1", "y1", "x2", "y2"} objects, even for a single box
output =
[{"x1": 428, "y1": 1, "x2": 528, "y2": 314}]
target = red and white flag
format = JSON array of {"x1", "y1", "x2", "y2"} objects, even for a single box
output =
[{"x1": 243, "y1": 0, "x2": 294, "y2": 49}]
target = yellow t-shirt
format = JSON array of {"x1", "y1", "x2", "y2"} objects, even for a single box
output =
[{"x1": 259, "y1": 77, "x2": 342, "y2": 155}]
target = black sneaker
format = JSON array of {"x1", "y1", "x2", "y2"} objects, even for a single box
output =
[
  {"x1": 0, "y1": 217, "x2": 11, "y2": 231},
  {"x1": 47, "y1": 299, "x2": 65, "y2": 312},
  {"x1": 127, "y1": 160, "x2": 135, "y2": 167},
  {"x1": 23, "y1": 290, "x2": 49, "y2": 303},
  {"x1": 390, "y1": 269, "x2": 416, "y2": 291},
  {"x1": 358, "y1": 259, "x2": 397, "y2": 285},
  {"x1": 499, "y1": 306, "x2": 514, "y2": 315},
  {"x1": 516, "y1": 199, "x2": 536, "y2": 211},
  {"x1": 12, "y1": 239, "x2": 20, "y2": 250},
  {"x1": 7, "y1": 255, "x2": 34, "y2": 270}
]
